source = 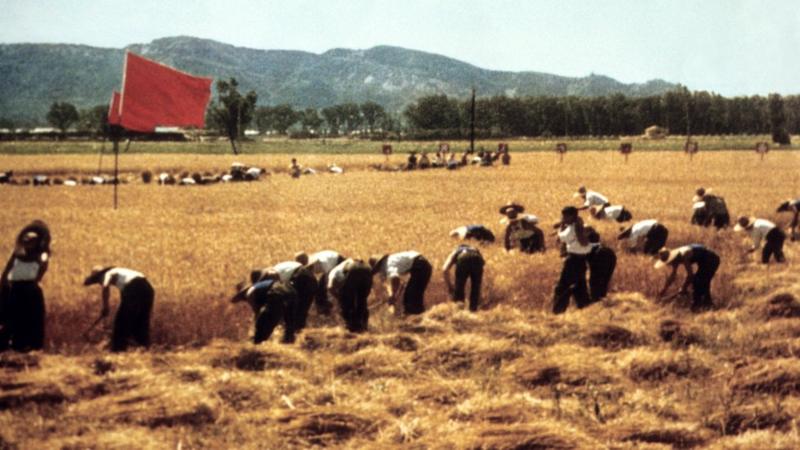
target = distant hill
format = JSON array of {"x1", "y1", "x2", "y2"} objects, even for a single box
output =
[{"x1": 0, "y1": 36, "x2": 680, "y2": 123}]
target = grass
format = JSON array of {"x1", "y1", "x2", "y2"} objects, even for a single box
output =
[
  {"x1": 0, "y1": 148, "x2": 799, "y2": 448},
  {"x1": 0, "y1": 134, "x2": 791, "y2": 155}
]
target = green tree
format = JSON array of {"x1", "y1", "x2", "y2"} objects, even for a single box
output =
[
  {"x1": 46, "y1": 101, "x2": 79, "y2": 136},
  {"x1": 769, "y1": 93, "x2": 791, "y2": 145},
  {"x1": 208, "y1": 78, "x2": 257, "y2": 154},
  {"x1": 339, "y1": 103, "x2": 362, "y2": 133},
  {"x1": 78, "y1": 105, "x2": 109, "y2": 137},
  {"x1": 299, "y1": 108, "x2": 323, "y2": 133},
  {"x1": 254, "y1": 106, "x2": 274, "y2": 134},
  {"x1": 360, "y1": 101, "x2": 386, "y2": 134},
  {"x1": 270, "y1": 104, "x2": 299, "y2": 135},
  {"x1": 321, "y1": 105, "x2": 343, "y2": 136},
  {"x1": 404, "y1": 95, "x2": 461, "y2": 131}
]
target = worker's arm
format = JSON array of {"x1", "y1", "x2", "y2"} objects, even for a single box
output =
[
  {"x1": 101, "y1": 285, "x2": 111, "y2": 317},
  {"x1": 504, "y1": 226, "x2": 513, "y2": 251},
  {"x1": 679, "y1": 260, "x2": 694, "y2": 294},
  {"x1": 574, "y1": 219, "x2": 589, "y2": 247},
  {"x1": 658, "y1": 265, "x2": 678, "y2": 299},
  {"x1": 748, "y1": 230, "x2": 762, "y2": 252},
  {"x1": 35, "y1": 252, "x2": 49, "y2": 282},
  {"x1": 442, "y1": 251, "x2": 456, "y2": 294},
  {"x1": 388, "y1": 276, "x2": 402, "y2": 304}
]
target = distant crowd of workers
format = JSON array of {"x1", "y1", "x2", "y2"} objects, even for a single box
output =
[{"x1": 1, "y1": 185, "x2": 797, "y2": 352}]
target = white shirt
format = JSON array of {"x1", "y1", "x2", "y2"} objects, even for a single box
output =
[
  {"x1": 450, "y1": 226, "x2": 469, "y2": 239},
  {"x1": 629, "y1": 219, "x2": 658, "y2": 247},
  {"x1": 273, "y1": 261, "x2": 302, "y2": 282},
  {"x1": 309, "y1": 250, "x2": 341, "y2": 275},
  {"x1": 747, "y1": 219, "x2": 776, "y2": 249},
  {"x1": 246, "y1": 167, "x2": 262, "y2": 179},
  {"x1": 558, "y1": 224, "x2": 592, "y2": 255},
  {"x1": 603, "y1": 205, "x2": 623, "y2": 220},
  {"x1": 7, "y1": 253, "x2": 47, "y2": 282},
  {"x1": 327, "y1": 259, "x2": 350, "y2": 292},
  {"x1": 102, "y1": 267, "x2": 144, "y2": 291},
  {"x1": 693, "y1": 201, "x2": 706, "y2": 210},
  {"x1": 583, "y1": 191, "x2": 608, "y2": 208},
  {"x1": 382, "y1": 251, "x2": 421, "y2": 279}
]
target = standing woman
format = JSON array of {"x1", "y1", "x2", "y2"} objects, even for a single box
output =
[
  {"x1": 0, "y1": 221, "x2": 51, "y2": 352},
  {"x1": 655, "y1": 244, "x2": 720, "y2": 312}
]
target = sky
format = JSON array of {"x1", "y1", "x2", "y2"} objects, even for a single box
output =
[{"x1": 1, "y1": 0, "x2": 798, "y2": 96}]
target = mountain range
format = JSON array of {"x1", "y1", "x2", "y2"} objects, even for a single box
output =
[{"x1": 0, "y1": 36, "x2": 679, "y2": 123}]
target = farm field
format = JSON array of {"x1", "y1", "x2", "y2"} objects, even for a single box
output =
[{"x1": 1, "y1": 148, "x2": 800, "y2": 449}]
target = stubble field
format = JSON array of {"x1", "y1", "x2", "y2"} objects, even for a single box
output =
[{"x1": 1, "y1": 146, "x2": 799, "y2": 449}]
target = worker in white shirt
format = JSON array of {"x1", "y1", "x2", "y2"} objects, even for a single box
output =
[
  {"x1": 585, "y1": 226, "x2": 616, "y2": 302},
  {"x1": 617, "y1": 219, "x2": 669, "y2": 255},
  {"x1": 449, "y1": 225, "x2": 496, "y2": 243},
  {"x1": 295, "y1": 250, "x2": 345, "y2": 315},
  {"x1": 575, "y1": 186, "x2": 610, "y2": 218},
  {"x1": 693, "y1": 187, "x2": 730, "y2": 229},
  {"x1": 655, "y1": 244, "x2": 719, "y2": 312},
  {"x1": 442, "y1": 245, "x2": 485, "y2": 312},
  {"x1": 553, "y1": 207, "x2": 592, "y2": 314},
  {"x1": 1, "y1": 221, "x2": 50, "y2": 352},
  {"x1": 369, "y1": 251, "x2": 432, "y2": 315},
  {"x1": 252, "y1": 259, "x2": 318, "y2": 329},
  {"x1": 327, "y1": 258, "x2": 373, "y2": 332},
  {"x1": 231, "y1": 278, "x2": 299, "y2": 344},
  {"x1": 734, "y1": 216, "x2": 786, "y2": 264},
  {"x1": 777, "y1": 198, "x2": 800, "y2": 240},
  {"x1": 83, "y1": 266, "x2": 154, "y2": 352},
  {"x1": 589, "y1": 204, "x2": 632, "y2": 223}
]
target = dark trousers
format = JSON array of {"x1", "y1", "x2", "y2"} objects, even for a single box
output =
[
  {"x1": 762, "y1": 227, "x2": 786, "y2": 263},
  {"x1": 615, "y1": 208, "x2": 632, "y2": 223},
  {"x1": 404, "y1": 256, "x2": 432, "y2": 315},
  {"x1": 587, "y1": 246, "x2": 616, "y2": 301},
  {"x1": 315, "y1": 273, "x2": 335, "y2": 315},
  {"x1": 339, "y1": 265, "x2": 373, "y2": 332},
  {"x1": 112, "y1": 278, "x2": 154, "y2": 352},
  {"x1": 254, "y1": 283, "x2": 298, "y2": 344},
  {"x1": 290, "y1": 268, "x2": 318, "y2": 329},
  {"x1": 552, "y1": 254, "x2": 590, "y2": 314},
  {"x1": 520, "y1": 228, "x2": 545, "y2": 253},
  {"x1": 711, "y1": 213, "x2": 730, "y2": 229},
  {"x1": 643, "y1": 224, "x2": 669, "y2": 255},
  {"x1": 692, "y1": 254, "x2": 719, "y2": 311},
  {"x1": 0, "y1": 281, "x2": 45, "y2": 352},
  {"x1": 454, "y1": 254, "x2": 484, "y2": 311}
]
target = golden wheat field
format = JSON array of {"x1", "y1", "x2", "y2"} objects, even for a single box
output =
[{"x1": 1, "y1": 148, "x2": 800, "y2": 449}]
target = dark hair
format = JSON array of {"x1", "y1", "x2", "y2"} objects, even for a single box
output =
[
  {"x1": 561, "y1": 206, "x2": 578, "y2": 218},
  {"x1": 15, "y1": 220, "x2": 51, "y2": 256}
]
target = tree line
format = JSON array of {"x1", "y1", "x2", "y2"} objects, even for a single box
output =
[
  {"x1": 403, "y1": 88, "x2": 796, "y2": 144},
  {"x1": 5, "y1": 80, "x2": 796, "y2": 146}
]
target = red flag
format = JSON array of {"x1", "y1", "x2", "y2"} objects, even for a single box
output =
[
  {"x1": 108, "y1": 91, "x2": 121, "y2": 125},
  {"x1": 119, "y1": 52, "x2": 212, "y2": 132}
]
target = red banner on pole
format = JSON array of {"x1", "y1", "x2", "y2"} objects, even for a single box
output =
[
  {"x1": 108, "y1": 91, "x2": 121, "y2": 125},
  {"x1": 119, "y1": 52, "x2": 213, "y2": 132}
]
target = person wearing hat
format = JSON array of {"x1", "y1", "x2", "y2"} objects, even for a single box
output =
[
  {"x1": 369, "y1": 251, "x2": 431, "y2": 315},
  {"x1": 83, "y1": 266, "x2": 154, "y2": 352},
  {"x1": 295, "y1": 250, "x2": 345, "y2": 315},
  {"x1": 449, "y1": 225, "x2": 496, "y2": 244},
  {"x1": 776, "y1": 198, "x2": 800, "y2": 241},
  {"x1": 442, "y1": 244, "x2": 485, "y2": 312},
  {"x1": 252, "y1": 259, "x2": 318, "y2": 329},
  {"x1": 232, "y1": 278, "x2": 299, "y2": 344},
  {"x1": 585, "y1": 226, "x2": 616, "y2": 302},
  {"x1": 575, "y1": 186, "x2": 610, "y2": 218},
  {"x1": 553, "y1": 207, "x2": 592, "y2": 314},
  {"x1": 0, "y1": 221, "x2": 50, "y2": 352},
  {"x1": 734, "y1": 216, "x2": 786, "y2": 264},
  {"x1": 618, "y1": 219, "x2": 669, "y2": 255},
  {"x1": 327, "y1": 258, "x2": 373, "y2": 332},
  {"x1": 655, "y1": 244, "x2": 720, "y2": 312},
  {"x1": 693, "y1": 187, "x2": 730, "y2": 229},
  {"x1": 500, "y1": 203, "x2": 545, "y2": 253}
]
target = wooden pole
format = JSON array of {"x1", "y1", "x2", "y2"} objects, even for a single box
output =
[{"x1": 113, "y1": 135, "x2": 119, "y2": 210}]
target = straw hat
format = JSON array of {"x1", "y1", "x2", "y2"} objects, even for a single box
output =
[
  {"x1": 734, "y1": 216, "x2": 755, "y2": 232},
  {"x1": 83, "y1": 265, "x2": 114, "y2": 286},
  {"x1": 499, "y1": 202, "x2": 525, "y2": 216},
  {"x1": 654, "y1": 248, "x2": 680, "y2": 269},
  {"x1": 369, "y1": 254, "x2": 388, "y2": 275}
]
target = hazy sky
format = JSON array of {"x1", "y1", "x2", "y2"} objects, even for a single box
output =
[{"x1": 2, "y1": 0, "x2": 798, "y2": 96}]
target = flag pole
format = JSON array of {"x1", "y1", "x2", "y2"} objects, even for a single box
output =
[
  {"x1": 111, "y1": 125, "x2": 120, "y2": 209},
  {"x1": 469, "y1": 87, "x2": 476, "y2": 153}
]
